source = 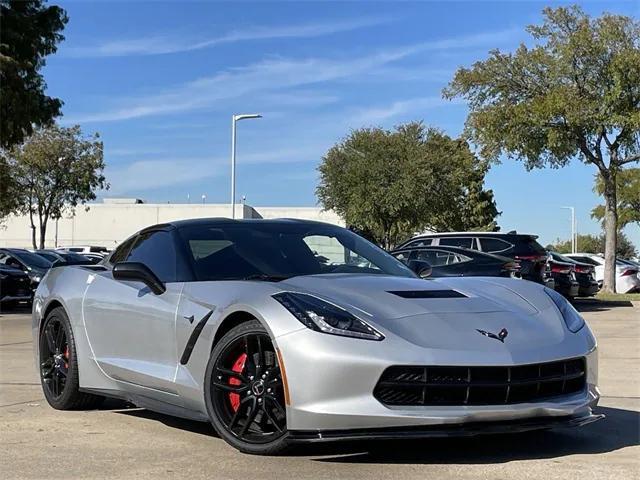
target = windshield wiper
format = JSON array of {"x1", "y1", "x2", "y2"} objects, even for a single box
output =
[{"x1": 241, "y1": 274, "x2": 291, "y2": 282}]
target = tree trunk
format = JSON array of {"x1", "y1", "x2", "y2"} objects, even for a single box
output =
[
  {"x1": 28, "y1": 209, "x2": 37, "y2": 250},
  {"x1": 38, "y1": 210, "x2": 50, "y2": 250},
  {"x1": 39, "y1": 219, "x2": 48, "y2": 249},
  {"x1": 601, "y1": 171, "x2": 618, "y2": 293}
]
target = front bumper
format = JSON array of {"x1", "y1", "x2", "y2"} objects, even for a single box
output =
[{"x1": 276, "y1": 326, "x2": 599, "y2": 432}]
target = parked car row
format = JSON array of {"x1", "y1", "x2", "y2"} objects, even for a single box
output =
[
  {"x1": 390, "y1": 231, "x2": 639, "y2": 298},
  {"x1": 0, "y1": 246, "x2": 110, "y2": 308}
]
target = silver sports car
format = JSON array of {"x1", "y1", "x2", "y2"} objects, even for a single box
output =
[{"x1": 33, "y1": 219, "x2": 602, "y2": 454}]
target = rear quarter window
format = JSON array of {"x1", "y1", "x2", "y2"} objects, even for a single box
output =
[
  {"x1": 512, "y1": 236, "x2": 546, "y2": 255},
  {"x1": 479, "y1": 237, "x2": 512, "y2": 253}
]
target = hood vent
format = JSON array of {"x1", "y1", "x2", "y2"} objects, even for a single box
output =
[{"x1": 388, "y1": 289, "x2": 467, "y2": 299}]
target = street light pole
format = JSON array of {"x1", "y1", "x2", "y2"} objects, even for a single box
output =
[
  {"x1": 561, "y1": 206, "x2": 576, "y2": 253},
  {"x1": 230, "y1": 113, "x2": 261, "y2": 218}
]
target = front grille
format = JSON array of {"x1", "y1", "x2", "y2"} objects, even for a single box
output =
[{"x1": 374, "y1": 358, "x2": 586, "y2": 406}]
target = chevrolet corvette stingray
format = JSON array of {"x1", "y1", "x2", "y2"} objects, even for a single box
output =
[{"x1": 33, "y1": 219, "x2": 602, "y2": 454}]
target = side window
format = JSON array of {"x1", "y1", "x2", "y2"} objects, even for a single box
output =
[
  {"x1": 0, "y1": 254, "x2": 23, "y2": 269},
  {"x1": 392, "y1": 251, "x2": 411, "y2": 264},
  {"x1": 407, "y1": 239, "x2": 433, "y2": 248},
  {"x1": 480, "y1": 237, "x2": 512, "y2": 253},
  {"x1": 302, "y1": 235, "x2": 378, "y2": 270},
  {"x1": 109, "y1": 236, "x2": 137, "y2": 265},
  {"x1": 413, "y1": 249, "x2": 470, "y2": 267},
  {"x1": 126, "y1": 231, "x2": 177, "y2": 282},
  {"x1": 439, "y1": 237, "x2": 473, "y2": 249}
]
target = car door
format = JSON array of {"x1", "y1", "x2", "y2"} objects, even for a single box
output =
[{"x1": 82, "y1": 230, "x2": 182, "y2": 394}]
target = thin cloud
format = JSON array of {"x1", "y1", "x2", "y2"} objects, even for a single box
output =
[
  {"x1": 105, "y1": 146, "x2": 325, "y2": 193},
  {"x1": 64, "y1": 16, "x2": 394, "y2": 58},
  {"x1": 106, "y1": 159, "x2": 218, "y2": 194},
  {"x1": 350, "y1": 96, "x2": 465, "y2": 124},
  {"x1": 65, "y1": 47, "x2": 419, "y2": 123},
  {"x1": 65, "y1": 27, "x2": 520, "y2": 124}
]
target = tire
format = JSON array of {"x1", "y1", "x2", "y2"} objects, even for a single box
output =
[
  {"x1": 204, "y1": 319, "x2": 290, "y2": 455},
  {"x1": 39, "y1": 307, "x2": 104, "y2": 410}
]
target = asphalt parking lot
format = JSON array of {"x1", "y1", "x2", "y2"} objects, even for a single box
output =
[{"x1": 1, "y1": 301, "x2": 638, "y2": 480}]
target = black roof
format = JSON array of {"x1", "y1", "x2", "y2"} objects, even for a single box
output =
[
  {"x1": 139, "y1": 217, "x2": 336, "y2": 234},
  {"x1": 410, "y1": 231, "x2": 538, "y2": 239}
]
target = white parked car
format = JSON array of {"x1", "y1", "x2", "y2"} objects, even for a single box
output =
[{"x1": 565, "y1": 253, "x2": 640, "y2": 293}]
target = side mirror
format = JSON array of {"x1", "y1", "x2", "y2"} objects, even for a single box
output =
[
  {"x1": 408, "y1": 260, "x2": 432, "y2": 278},
  {"x1": 112, "y1": 262, "x2": 166, "y2": 295}
]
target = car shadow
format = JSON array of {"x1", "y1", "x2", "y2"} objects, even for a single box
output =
[
  {"x1": 306, "y1": 406, "x2": 639, "y2": 463},
  {"x1": 573, "y1": 299, "x2": 633, "y2": 312},
  {"x1": 106, "y1": 404, "x2": 637, "y2": 462},
  {"x1": 111, "y1": 403, "x2": 218, "y2": 438}
]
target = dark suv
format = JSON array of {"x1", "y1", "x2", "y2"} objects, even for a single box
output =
[{"x1": 396, "y1": 231, "x2": 549, "y2": 284}]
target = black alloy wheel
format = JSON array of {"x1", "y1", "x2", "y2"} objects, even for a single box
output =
[
  {"x1": 40, "y1": 315, "x2": 70, "y2": 399},
  {"x1": 39, "y1": 307, "x2": 104, "y2": 410},
  {"x1": 205, "y1": 320, "x2": 289, "y2": 454}
]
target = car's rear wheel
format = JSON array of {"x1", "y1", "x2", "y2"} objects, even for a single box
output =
[
  {"x1": 205, "y1": 320, "x2": 289, "y2": 455},
  {"x1": 39, "y1": 307, "x2": 104, "y2": 410}
]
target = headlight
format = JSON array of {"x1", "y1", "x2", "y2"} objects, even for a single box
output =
[
  {"x1": 31, "y1": 275, "x2": 42, "y2": 283},
  {"x1": 544, "y1": 288, "x2": 585, "y2": 333},
  {"x1": 273, "y1": 292, "x2": 384, "y2": 341}
]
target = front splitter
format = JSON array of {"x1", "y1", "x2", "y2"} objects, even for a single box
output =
[{"x1": 288, "y1": 412, "x2": 604, "y2": 442}]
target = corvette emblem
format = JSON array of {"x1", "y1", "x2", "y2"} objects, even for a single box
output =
[{"x1": 476, "y1": 328, "x2": 508, "y2": 343}]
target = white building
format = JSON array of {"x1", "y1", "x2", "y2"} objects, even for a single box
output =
[{"x1": 0, "y1": 199, "x2": 344, "y2": 249}]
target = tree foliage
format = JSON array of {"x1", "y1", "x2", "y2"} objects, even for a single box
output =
[
  {"x1": 444, "y1": 5, "x2": 640, "y2": 291},
  {"x1": 7, "y1": 125, "x2": 108, "y2": 248},
  {"x1": 592, "y1": 168, "x2": 640, "y2": 228},
  {"x1": 547, "y1": 232, "x2": 637, "y2": 259},
  {"x1": 0, "y1": 0, "x2": 68, "y2": 149},
  {"x1": 317, "y1": 122, "x2": 499, "y2": 249}
]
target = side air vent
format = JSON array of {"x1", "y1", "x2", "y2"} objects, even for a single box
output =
[{"x1": 388, "y1": 290, "x2": 467, "y2": 299}]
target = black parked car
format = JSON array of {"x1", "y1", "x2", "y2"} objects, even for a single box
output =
[
  {"x1": 396, "y1": 231, "x2": 549, "y2": 284},
  {"x1": 34, "y1": 249, "x2": 94, "y2": 266},
  {"x1": 0, "y1": 248, "x2": 52, "y2": 289},
  {"x1": 0, "y1": 264, "x2": 32, "y2": 307},
  {"x1": 549, "y1": 251, "x2": 599, "y2": 298},
  {"x1": 390, "y1": 245, "x2": 519, "y2": 278},
  {"x1": 546, "y1": 255, "x2": 579, "y2": 299}
]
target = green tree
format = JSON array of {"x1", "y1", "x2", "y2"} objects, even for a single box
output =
[
  {"x1": 546, "y1": 231, "x2": 637, "y2": 259},
  {"x1": 444, "y1": 6, "x2": 640, "y2": 292},
  {"x1": 0, "y1": 154, "x2": 21, "y2": 220},
  {"x1": 592, "y1": 168, "x2": 640, "y2": 228},
  {"x1": 7, "y1": 125, "x2": 108, "y2": 248},
  {"x1": 317, "y1": 122, "x2": 499, "y2": 249},
  {"x1": 0, "y1": 0, "x2": 68, "y2": 149}
]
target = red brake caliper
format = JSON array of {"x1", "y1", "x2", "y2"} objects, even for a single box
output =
[
  {"x1": 63, "y1": 345, "x2": 69, "y2": 368},
  {"x1": 229, "y1": 353, "x2": 247, "y2": 412}
]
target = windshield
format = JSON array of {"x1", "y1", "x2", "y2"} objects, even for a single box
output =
[
  {"x1": 11, "y1": 250, "x2": 52, "y2": 269},
  {"x1": 178, "y1": 222, "x2": 415, "y2": 281},
  {"x1": 551, "y1": 251, "x2": 578, "y2": 264}
]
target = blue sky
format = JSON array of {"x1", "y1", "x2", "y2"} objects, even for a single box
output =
[{"x1": 44, "y1": 1, "x2": 639, "y2": 247}]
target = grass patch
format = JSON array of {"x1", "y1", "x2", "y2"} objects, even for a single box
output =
[{"x1": 595, "y1": 292, "x2": 640, "y2": 302}]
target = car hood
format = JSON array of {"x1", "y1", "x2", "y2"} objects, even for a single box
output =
[
  {"x1": 279, "y1": 274, "x2": 540, "y2": 318},
  {"x1": 277, "y1": 274, "x2": 567, "y2": 350}
]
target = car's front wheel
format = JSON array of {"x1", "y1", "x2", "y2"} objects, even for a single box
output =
[
  {"x1": 204, "y1": 319, "x2": 289, "y2": 454},
  {"x1": 39, "y1": 307, "x2": 104, "y2": 410}
]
